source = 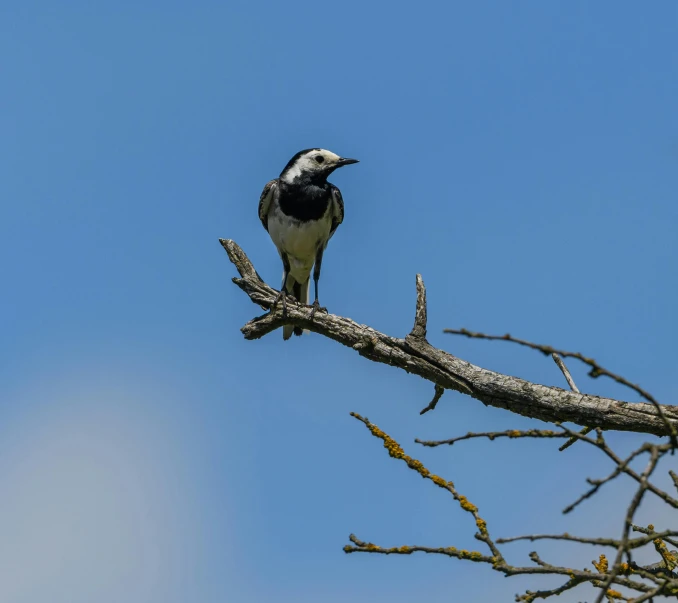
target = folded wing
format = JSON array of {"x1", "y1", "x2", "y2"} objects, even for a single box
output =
[{"x1": 258, "y1": 179, "x2": 279, "y2": 231}]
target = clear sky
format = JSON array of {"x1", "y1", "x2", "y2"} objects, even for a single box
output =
[{"x1": 2, "y1": 2, "x2": 677, "y2": 602}]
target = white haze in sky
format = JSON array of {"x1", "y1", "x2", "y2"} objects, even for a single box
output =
[{"x1": 0, "y1": 376, "x2": 211, "y2": 603}]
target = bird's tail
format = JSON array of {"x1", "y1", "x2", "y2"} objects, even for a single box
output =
[{"x1": 282, "y1": 273, "x2": 310, "y2": 340}]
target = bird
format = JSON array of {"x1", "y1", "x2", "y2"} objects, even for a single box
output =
[{"x1": 258, "y1": 148, "x2": 359, "y2": 340}]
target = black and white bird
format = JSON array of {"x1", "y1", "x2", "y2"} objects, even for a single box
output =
[{"x1": 258, "y1": 148, "x2": 359, "y2": 340}]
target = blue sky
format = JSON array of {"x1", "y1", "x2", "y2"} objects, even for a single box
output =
[{"x1": 2, "y1": 2, "x2": 677, "y2": 601}]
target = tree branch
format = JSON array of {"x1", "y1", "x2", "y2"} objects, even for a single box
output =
[
  {"x1": 496, "y1": 531, "x2": 678, "y2": 550},
  {"x1": 417, "y1": 426, "x2": 678, "y2": 511},
  {"x1": 445, "y1": 328, "x2": 677, "y2": 447},
  {"x1": 220, "y1": 239, "x2": 678, "y2": 437},
  {"x1": 344, "y1": 411, "x2": 672, "y2": 602}
]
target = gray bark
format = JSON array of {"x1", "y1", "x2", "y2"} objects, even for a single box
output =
[{"x1": 220, "y1": 239, "x2": 678, "y2": 437}]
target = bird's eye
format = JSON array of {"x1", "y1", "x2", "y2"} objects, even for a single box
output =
[{"x1": 315, "y1": 155, "x2": 324, "y2": 164}]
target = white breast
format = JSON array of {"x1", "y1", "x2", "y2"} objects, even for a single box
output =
[{"x1": 267, "y1": 202, "x2": 332, "y2": 281}]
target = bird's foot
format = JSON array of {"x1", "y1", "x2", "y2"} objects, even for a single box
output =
[
  {"x1": 272, "y1": 290, "x2": 291, "y2": 316},
  {"x1": 309, "y1": 300, "x2": 328, "y2": 322}
]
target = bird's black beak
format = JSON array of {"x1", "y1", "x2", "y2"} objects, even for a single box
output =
[{"x1": 336, "y1": 157, "x2": 359, "y2": 167}]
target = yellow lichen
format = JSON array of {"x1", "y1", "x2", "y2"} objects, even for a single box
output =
[
  {"x1": 592, "y1": 554, "x2": 608, "y2": 573},
  {"x1": 355, "y1": 412, "x2": 489, "y2": 548},
  {"x1": 430, "y1": 475, "x2": 447, "y2": 487},
  {"x1": 652, "y1": 536, "x2": 677, "y2": 571},
  {"x1": 458, "y1": 495, "x2": 478, "y2": 513}
]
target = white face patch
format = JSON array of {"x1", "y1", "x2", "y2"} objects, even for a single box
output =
[{"x1": 281, "y1": 149, "x2": 341, "y2": 183}]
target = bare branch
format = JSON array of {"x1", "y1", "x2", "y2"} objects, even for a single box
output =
[
  {"x1": 444, "y1": 329, "x2": 654, "y2": 403},
  {"x1": 346, "y1": 412, "x2": 668, "y2": 602},
  {"x1": 497, "y1": 531, "x2": 678, "y2": 550},
  {"x1": 514, "y1": 576, "x2": 584, "y2": 602},
  {"x1": 344, "y1": 533, "x2": 495, "y2": 563},
  {"x1": 552, "y1": 353, "x2": 580, "y2": 393},
  {"x1": 632, "y1": 525, "x2": 678, "y2": 554},
  {"x1": 594, "y1": 448, "x2": 660, "y2": 603},
  {"x1": 444, "y1": 327, "x2": 677, "y2": 446},
  {"x1": 223, "y1": 239, "x2": 678, "y2": 600},
  {"x1": 416, "y1": 428, "x2": 567, "y2": 447},
  {"x1": 551, "y1": 353, "x2": 594, "y2": 451},
  {"x1": 555, "y1": 429, "x2": 678, "y2": 511},
  {"x1": 562, "y1": 444, "x2": 653, "y2": 515},
  {"x1": 349, "y1": 411, "x2": 503, "y2": 561},
  {"x1": 220, "y1": 239, "x2": 678, "y2": 437},
  {"x1": 419, "y1": 384, "x2": 445, "y2": 415},
  {"x1": 630, "y1": 581, "x2": 671, "y2": 603},
  {"x1": 409, "y1": 273, "x2": 428, "y2": 340},
  {"x1": 416, "y1": 426, "x2": 678, "y2": 511},
  {"x1": 670, "y1": 470, "x2": 678, "y2": 494}
]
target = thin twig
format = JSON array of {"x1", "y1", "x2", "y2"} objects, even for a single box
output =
[
  {"x1": 630, "y1": 581, "x2": 670, "y2": 603},
  {"x1": 497, "y1": 531, "x2": 678, "y2": 550},
  {"x1": 551, "y1": 352, "x2": 595, "y2": 452},
  {"x1": 349, "y1": 411, "x2": 503, "y2": 561},
  {"x1": 670, "y1": 470, "x2": 678, "y2": 494},
  {"x1": 562, "y1": 444, "x2": 654, "y2": 515},
  {"x1": 416, "y1": 428, "x2": 568, "y2": 447},
  {"x1": 552, "y1": 352, "x2": 579, "y2": 393},
  {"x1": 632, "y1": 525, "x2": 678, "y2": 552},
  {"x1": 416, "y1": 426, "x2": 678, "y2": 511},
  {"x1": 344, "y1": 533, "x2": 494, "y2": 562},
  {"x1": 593, "y1": 447, "x2": 660, "y2": 603},
  {"x1": 420, "y1": 384, "x2": 445, "y2": 415}
]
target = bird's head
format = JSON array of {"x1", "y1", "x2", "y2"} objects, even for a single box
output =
[{"x1": 280, "y1": 148, "x2": 359, "y2": 184}]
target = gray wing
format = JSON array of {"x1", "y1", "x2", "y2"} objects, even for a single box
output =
[
  {"x1": 329, "y1": 184, "x2": 344, "y2": 239},
  {"x1": 258, "y1": 179, "x2": 279, "y2": 231}
]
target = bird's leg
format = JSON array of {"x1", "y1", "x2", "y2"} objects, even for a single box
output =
[
  {"x1": 273, "y1": 254, "x2": 291, "y2": 316},
  {"x1": 273, "y1": 286, "x2": 288, "y2": 316},
  {"x1": 309, "y1": 248, "x2": 328, "y2": 321}
]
